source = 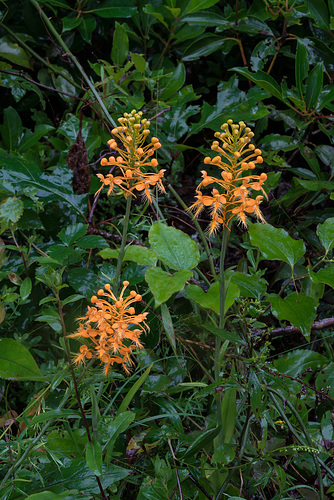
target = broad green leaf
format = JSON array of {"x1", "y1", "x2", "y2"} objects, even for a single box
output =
[
  {"x1": 91, "y1": 4, "x2": 137, "y2": 18},
  {"x1": 249, "y1": 223, "x2": 305, "y2": 270},
  {"x1": 145, "y1": 267, "x2": 192, "y2": 306},
  {"x1": 305, "y1": 0, "x2": 331, "y2": 33},
  {"x1": 181, "y1": 10, "x2": 229, "y2": 27},
  {"x1": 316, "y1": 218, "x2": 334, "y2": 253},
  {"x1": 159, "y1": 63, "x2": 186, "y2": 100},
  {"x1": 221, "y1": 387, "x2": 236, "y2": 443},
  {"x1": 0, "y1": 302, "x2": 5, "y2": 324},
  {"x1": 0, "y1": 338, "x2": 43, "y2": 380},
  {"x1": 185, "y1": 0, "x2": 221, "y2": 14},
  {"x1": 67, "y1": 268, "x2": 99, "y2": 298},
  {"x1": 78, "y1": 15, "x2": 97, "y2": 43},
  {"x1": 76, "y1": 235, "x2": 109, "y2": 249},
  {"x1": 183, "y1": 35, "x2": 236, "y2": 61},
  {"x1": 149, "y1": 222, "x2": 199, "y2": 270},
  {"x1": 61, "y1": 294, "x2": 84, "y2": 306},
  {"x1": 295, "y1": 39, "x2": 309, "y2": 98},
  {"x1": 117, "y1": 364, "x2": 153, "y2": 415},
  {"x1": 232, "y1": 67, "x2": 287, "y2": 104},
  {"x1": 131, "y1": 52, "x2": 146, "y2": 73},
  {"x1": 0, "y1": 106, "x2": 23, "y2": 151},
  {"x1": 58, "y1": 223, "x2": 88, "y2": 246},
  {"x1": 24, "y1": 492, "x2": 71, "y2": 500},
  {"x1": 62, "y1": 14, "x2": 82, "y2": 32},
  {"x1": 0, "y1": 197, "x2": 24, "y2": 232},
  {"x1": 21, "y1": 458, "x2": 130, "y2": 495},
  {"x1": 86, "y1": 440, "x2": 103, "y2": 477},
  {"x1": 309, "y1": 265, "x2": 334, "y2": 289},
  {"x1": 161, "y1": 303, "x2": 176, "y2": 354},
  {"x1": 143, "y1": 4, "x2": 168, "y2": 27},
  {"x1": 186, "y1": 280, "x2": 240, "y2": 314},
  {"x1": 305, "y1": 62, "x2": 323, "y2": 111},
  {"x1": 111, "y1": 22, "x2": 129, "y2": 66},
  {"x1": 297, "y1": 179, "x2": 334, "y2": 191},
  {"x1": 17, "y1": 124, "x2": 55, "y2": 153},
  {"x1": 0, "y1": 37, "x2": 32, "y2": 69},
  {"x1": 182, "y1": 426, "x2": 221, "y2": 458},
  {"x1": 229, "y1": 271, "x2": 267, "y2": 299},
  {"x1": 275, "y1": 349, "x2": 328, "y2": 377},
  {"x1": 20, "y1": 277, "x2": 32, "y2": 300},
  {"x1": 103, "y1": 411, "x2": 136, "y2": 459},
  {"x1": 268, "y1": 292, "x2": 317, "y2": 340}
]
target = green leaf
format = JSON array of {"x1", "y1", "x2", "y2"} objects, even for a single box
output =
[
  {"x1": 183, "y1": 35, "x2": 236, "y2": 61},
  {"x1": 185, "y1": 280, "x2": 240, "y2": 314},
  {"x1": 0, "y1": 106, "x2": 23, "y2": 151},
  {"x1": 159, "y1": 63, "x2": 186, "y2": 100},
  {"x1": 268, "y1": 292, "x2": 317, "y2": 340},
  {"x1": 229, "y1": 271, "x2": 267, "y2": 299},
  {"x1": 249, "y1": 371, "x2": 261, "y2": 420},
  {"x1": 99, "y1": 245, "x2": 157, "y2": 267},
  {"x1": 295, "y1": 39, "x2": 309, "y2": 98},
  {"x1": 90, "y1": 3, "x2": 137, "y2": 18},
  {"x1": 67, "y1": 268, "x2": 99, "y2": 298},
  {"x1": 221, "y1": 387, "x2": 236, "y2": 443},
  {"x1": 0, "y1": 37, "x2": 32, "y2": 69},
  {"x1": 181, "y1": 10, "x2": 229, "y2": 27},
  {"x1": 117, "y1": 364, "x2": 153, "y2": 415},
  {"x1": 61, "y1": 294, "x2": 84, "y2": 306},
  {"x1": 249, "y1": 223, "x2": 305, "y2": 270},
  {"x1": 317, "y1": 218, "x2": 334, "y2": 253},
  {"x1": 58, "y1": 223, "x2": 88, "y2": 246},
  {"x1": 305, "y1": 0, "x2": 331, "y2": 33},
  {"x1": 145, "y1": 268, "x2": 192, "y2": 306},
  {"x1": 305, "y1": 62, "x2": 323, "y2": 111},
  {"x1": 149, "y1": 222, "x2": 200, "y2": 270},
  {"x1": 131, "y1": 52, "x2": 146, "y2": 73},
  {"x1": 86, "y1": 440, "x2": 103, "y2": 477},
  {"x1": 20, "y1": 277, "x2": 32, "y2": 300},
  {"x1": 103, "y1": 411, "x2": 136, "y2": 459},
  {"x1": 182, "y1": 426, "x2": 221, "y2": 458},
  {"x1": 24, "y1": 492, "x2": 71, "y2": 500},
  {"x1": 296, "y1": 179, "x2": 334, "y2": 191},
  {"x1": 185, "y1": 0, "x2": 221, "y2": 14},
  {"x1": 29, "y1": 409, "x2": 81, "y2": 426},
  {"x1": 232, "y1": 67, "x2": 287, "y2": 104},
  {"x1": 17, "y1": 124, "x2": 55, "y2": 153},
  {"x1": 275, "y1": 349, "x2": 328, "y2": 377},
  {"x1": 309, "y1": 265, "x2": 334, "y2": 289},
  {"x1": 76, "y1": 235, "x2": 109, "y2": 249},
  {"x1": 111, "y1": 22, "x2": 129, "y2": 66},
  {"x1": 0, "y1": 197, "x2": 24, "y2": 232},
  {"x1": 78, "y1": 15, "x2": 97, "y2": 43},
  {"x1": 161, "y1": 303, "x2": 177, "y2": 354},
  {"x1": 0, "y1": 338, "x2": 43, "y2": 380}
]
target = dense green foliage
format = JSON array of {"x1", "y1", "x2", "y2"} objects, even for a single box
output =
[{"x1": 0, "y1": 0, "x2": 334, "y2": 499}]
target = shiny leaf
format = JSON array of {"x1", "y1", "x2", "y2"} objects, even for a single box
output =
[
  {"x1": 146, "y1": 268, "x2": 192, "y2": 306},
  {"x1": 0, "y1": 338, "x2": 43, "y2": 380}
]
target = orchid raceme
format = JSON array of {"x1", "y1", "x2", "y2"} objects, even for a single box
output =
[
  {"x1": 69, "y1": 281, "x2": 148, "y2": 375},
  {"x1": 189, "y1": 120, "x2": 267, "y2": 234},
  {"x1": 97, "y1": 109, "x2": 165, "y2": 202}
]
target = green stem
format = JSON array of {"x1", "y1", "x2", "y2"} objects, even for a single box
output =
[
  {"x1": 29, "y1": 0, "x2": 117, "y2": 128},
  {"x1": 114, "y1": 195, "x2": 132, "y2": 294},
  {"x1": 215, "y1": 227, "x2": 230, "y2": 446},
  {"x1": 268, "y1": 388, "x2": 324, "y2": 500},
  {"x1": 168, "y1": 184, "x2": 216, "y2": 279},
  {"x1": 57, "y1": 293, "x2": 107, "y2": 500}
]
